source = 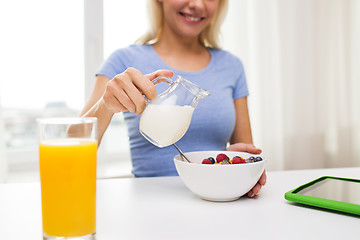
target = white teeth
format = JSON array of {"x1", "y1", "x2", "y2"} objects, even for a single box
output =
[{"x1": 185, "y1": 15, "x2": 201, "y2": 21}]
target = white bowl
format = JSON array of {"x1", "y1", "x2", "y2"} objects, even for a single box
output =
[{"x1": 174, "y1": 151, "x2": 266, "y2": 202}]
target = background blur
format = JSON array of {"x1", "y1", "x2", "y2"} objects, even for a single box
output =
[{"x1": 0, "y1": 0, "x2": 359, "y2": 183}]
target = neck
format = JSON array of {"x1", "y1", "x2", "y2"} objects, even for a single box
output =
[
  {"x1": 151, "y1": 25, "x2": 211, "y2": 72},
  {"x1": 154, "y1": 28, "x2": 206, "y2": 55}
]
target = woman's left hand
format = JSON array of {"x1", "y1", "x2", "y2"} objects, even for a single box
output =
[{"x1": 226, "y1": 143, "x2": 267, "y2": 198}]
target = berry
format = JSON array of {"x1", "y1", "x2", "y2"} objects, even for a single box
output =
[
  {"x1": 202, "y1": 158, "x2": 214, "y2": 164},
  {"x1": 232, "y1": 156, "x2": 246, "y2": 164},
  {"x1": 200, "y1": 154, "x2": 263, "y2": 165},
  {"x1": 216, "y1": 153, "x2": 229, "y2": 163},
  {"x1": 220, "y1": 159, "x2": 230, "y2": 164},
  {"x1": 208, "y1": 157, "x2": 215, "y2": 164}
]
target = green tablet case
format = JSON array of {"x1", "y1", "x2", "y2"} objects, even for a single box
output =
[{"x1": 284, "y1": 176, "x2": 360, "y2": 215}]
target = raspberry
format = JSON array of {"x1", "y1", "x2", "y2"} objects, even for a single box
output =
[
  {"x1": 216, "y1": 153, "x2": 229, "y2": 163},
  {"x1": 202, "y1": 158, "x2": 214, "y2": 164},
  {"x1": 232, "y1": 156, "x2": 246, "y2": 164}
]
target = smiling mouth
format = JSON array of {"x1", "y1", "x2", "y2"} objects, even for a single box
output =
[{"x1": 179, "y1": 12, "x2": 205, "y2": 22}]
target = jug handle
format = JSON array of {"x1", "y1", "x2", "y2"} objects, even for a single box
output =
[
  {"x1": 143, "y1": 76, "x2": 174, "y2": 103},
  {"x1": 151, "y1": 76, "x2": 174, "y2": 86}
]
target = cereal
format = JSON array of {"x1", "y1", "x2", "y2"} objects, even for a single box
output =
[{"x1": 201, "y1": 153, "x2": 262, "y2": 165}]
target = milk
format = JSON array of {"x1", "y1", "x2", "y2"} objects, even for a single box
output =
[{"x1": 139, "y1": 104, "x2": 194, "y2": 147}]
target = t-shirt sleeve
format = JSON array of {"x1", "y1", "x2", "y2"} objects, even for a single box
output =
[
  {"x1": 233, "y1": 57, "x2": 249, "y2": 99},
  {"x1": 95, "y1": 49, "x2": 128, "y2": 79}
]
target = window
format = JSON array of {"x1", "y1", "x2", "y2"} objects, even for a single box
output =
[
  {"x1": 96, "y1": 0, "x2": 148, "y2": 178},
  {"x1": 0, "y1": 0, "x2": 84, "y2": 182},
  {"x1": 103, "y1": 0, "x2": 148, "y2": 57},
  {"x1": 0, "y1": 0, "x2": 147, "y2": 182},
  {"x1": 0, "y1": 1, "x2": 84, "y2": 111}
]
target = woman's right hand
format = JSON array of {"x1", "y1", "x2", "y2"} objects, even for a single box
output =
[{"x1": 101, "y1": 68, "x2": 174, "y2": 115}]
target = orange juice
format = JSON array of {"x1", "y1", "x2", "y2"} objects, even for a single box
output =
[{"x1": 39, "y1": 139, "x2": 97, "y2": 237}]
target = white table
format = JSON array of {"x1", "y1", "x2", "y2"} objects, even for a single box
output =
[{"x1": 0, "y1": 168, "x2": 359, "y2": 240}]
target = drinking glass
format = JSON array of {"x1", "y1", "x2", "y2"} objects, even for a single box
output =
[{"x1": 37, "y1": 117, "x2": 97, "y2": 240}]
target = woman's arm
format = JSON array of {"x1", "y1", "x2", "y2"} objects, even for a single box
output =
[
  {"x1": 80, "y1": 74, "x2": 113, "y2": 145},
  {"x1": 229, "y1": 97, "x2": 254, "y2": 145},
  {"x1": 227, "y1": 97, "x2": 266, "y2": 197},
  {"x1": 80, "y1": 68, "x2": 174, "y2": 145}
]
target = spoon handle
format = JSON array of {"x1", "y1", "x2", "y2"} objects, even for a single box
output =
[{"x1": 173, "y1": 144, "x2": 191, "y2": 163}]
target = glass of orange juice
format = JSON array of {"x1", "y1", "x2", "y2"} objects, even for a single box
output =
[{"x1": 37, "y1": 117, "x2": 97, "y2": 240}]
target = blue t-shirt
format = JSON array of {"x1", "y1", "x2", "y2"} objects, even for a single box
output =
[{"x1": 96, "y1": 44, "x2": 249, "y2": 177}]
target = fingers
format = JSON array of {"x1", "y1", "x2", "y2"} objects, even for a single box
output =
[
  {"x1": 258, "y1": 170, "x2": 267, "y2": 186},
  {"x1": 144, "y1": 69, "x2": 174, "y2": 89},
  {"x1": 245, "y1": 144, "x2": 262, "y2": 154},
  {"x1": 226, "y1": 143, "x2": 262, "y2": 154},
  {"x1": 144, "y1": 69, "x2": 174, "y2": 82},
  {"x1": 247, "y1": 170, "x2": 267, "y2": 198},
  {"x1": 226, "y1": 143, "x2": 265, "y2": 198},
  {"x1": 101, "y1": 87, "x2": 128, "y2": 113},
  {"x1": 247, "y1": 183, "x2": 262, "y2": 198},
  {"x1": 103, "y1": 68, "x2": 145, "y2": 114},
  {"x1": 102, "y1": 68, "x2": 173, "y2": 115}
]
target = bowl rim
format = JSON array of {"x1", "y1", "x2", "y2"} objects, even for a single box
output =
[{"x1": 173, "y1": 150, "x2": 265, "y2": 165}]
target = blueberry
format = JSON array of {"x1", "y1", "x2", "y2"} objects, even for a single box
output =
[
  {"x1": 248, "y1": 156, "x2": 255, "y2": 161},
  {"x1": 208, "y1": 157, "x2": 215, "y2": 164},
  {"x1": 220, "y1": 159, "x2": 230, "y2": 164},
  {"x1": 254, "y1": 156, "x2": 263, "y2": 162},
  {"x1": 246, "y1": 159, "x2": 253, "y2": 163}
]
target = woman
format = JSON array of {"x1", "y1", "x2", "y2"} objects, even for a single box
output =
[{"x1": 81, "y1": 0, "x2": 266, "y2": 197}]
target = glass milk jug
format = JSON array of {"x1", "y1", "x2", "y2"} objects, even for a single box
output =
[{"x1": 139, "y1": 75, "x2": 210, "y2": 148}]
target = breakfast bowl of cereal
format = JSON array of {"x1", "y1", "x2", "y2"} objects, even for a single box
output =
[{"x1": 174, "y1": 151, "x2": 266, "y2": 202}]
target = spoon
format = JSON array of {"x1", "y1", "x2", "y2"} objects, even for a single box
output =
[{"x1": 173, "y1": 144, "x2": 191, "y2": 163}]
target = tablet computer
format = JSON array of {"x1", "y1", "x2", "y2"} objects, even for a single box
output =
[{"x1": 284, "y1": 176, "x2": 360, "y2": 215}]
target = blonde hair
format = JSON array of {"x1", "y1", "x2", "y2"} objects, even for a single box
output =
[{"x1": 135, "y1": 0, "x2": 228, "y2": 49}]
